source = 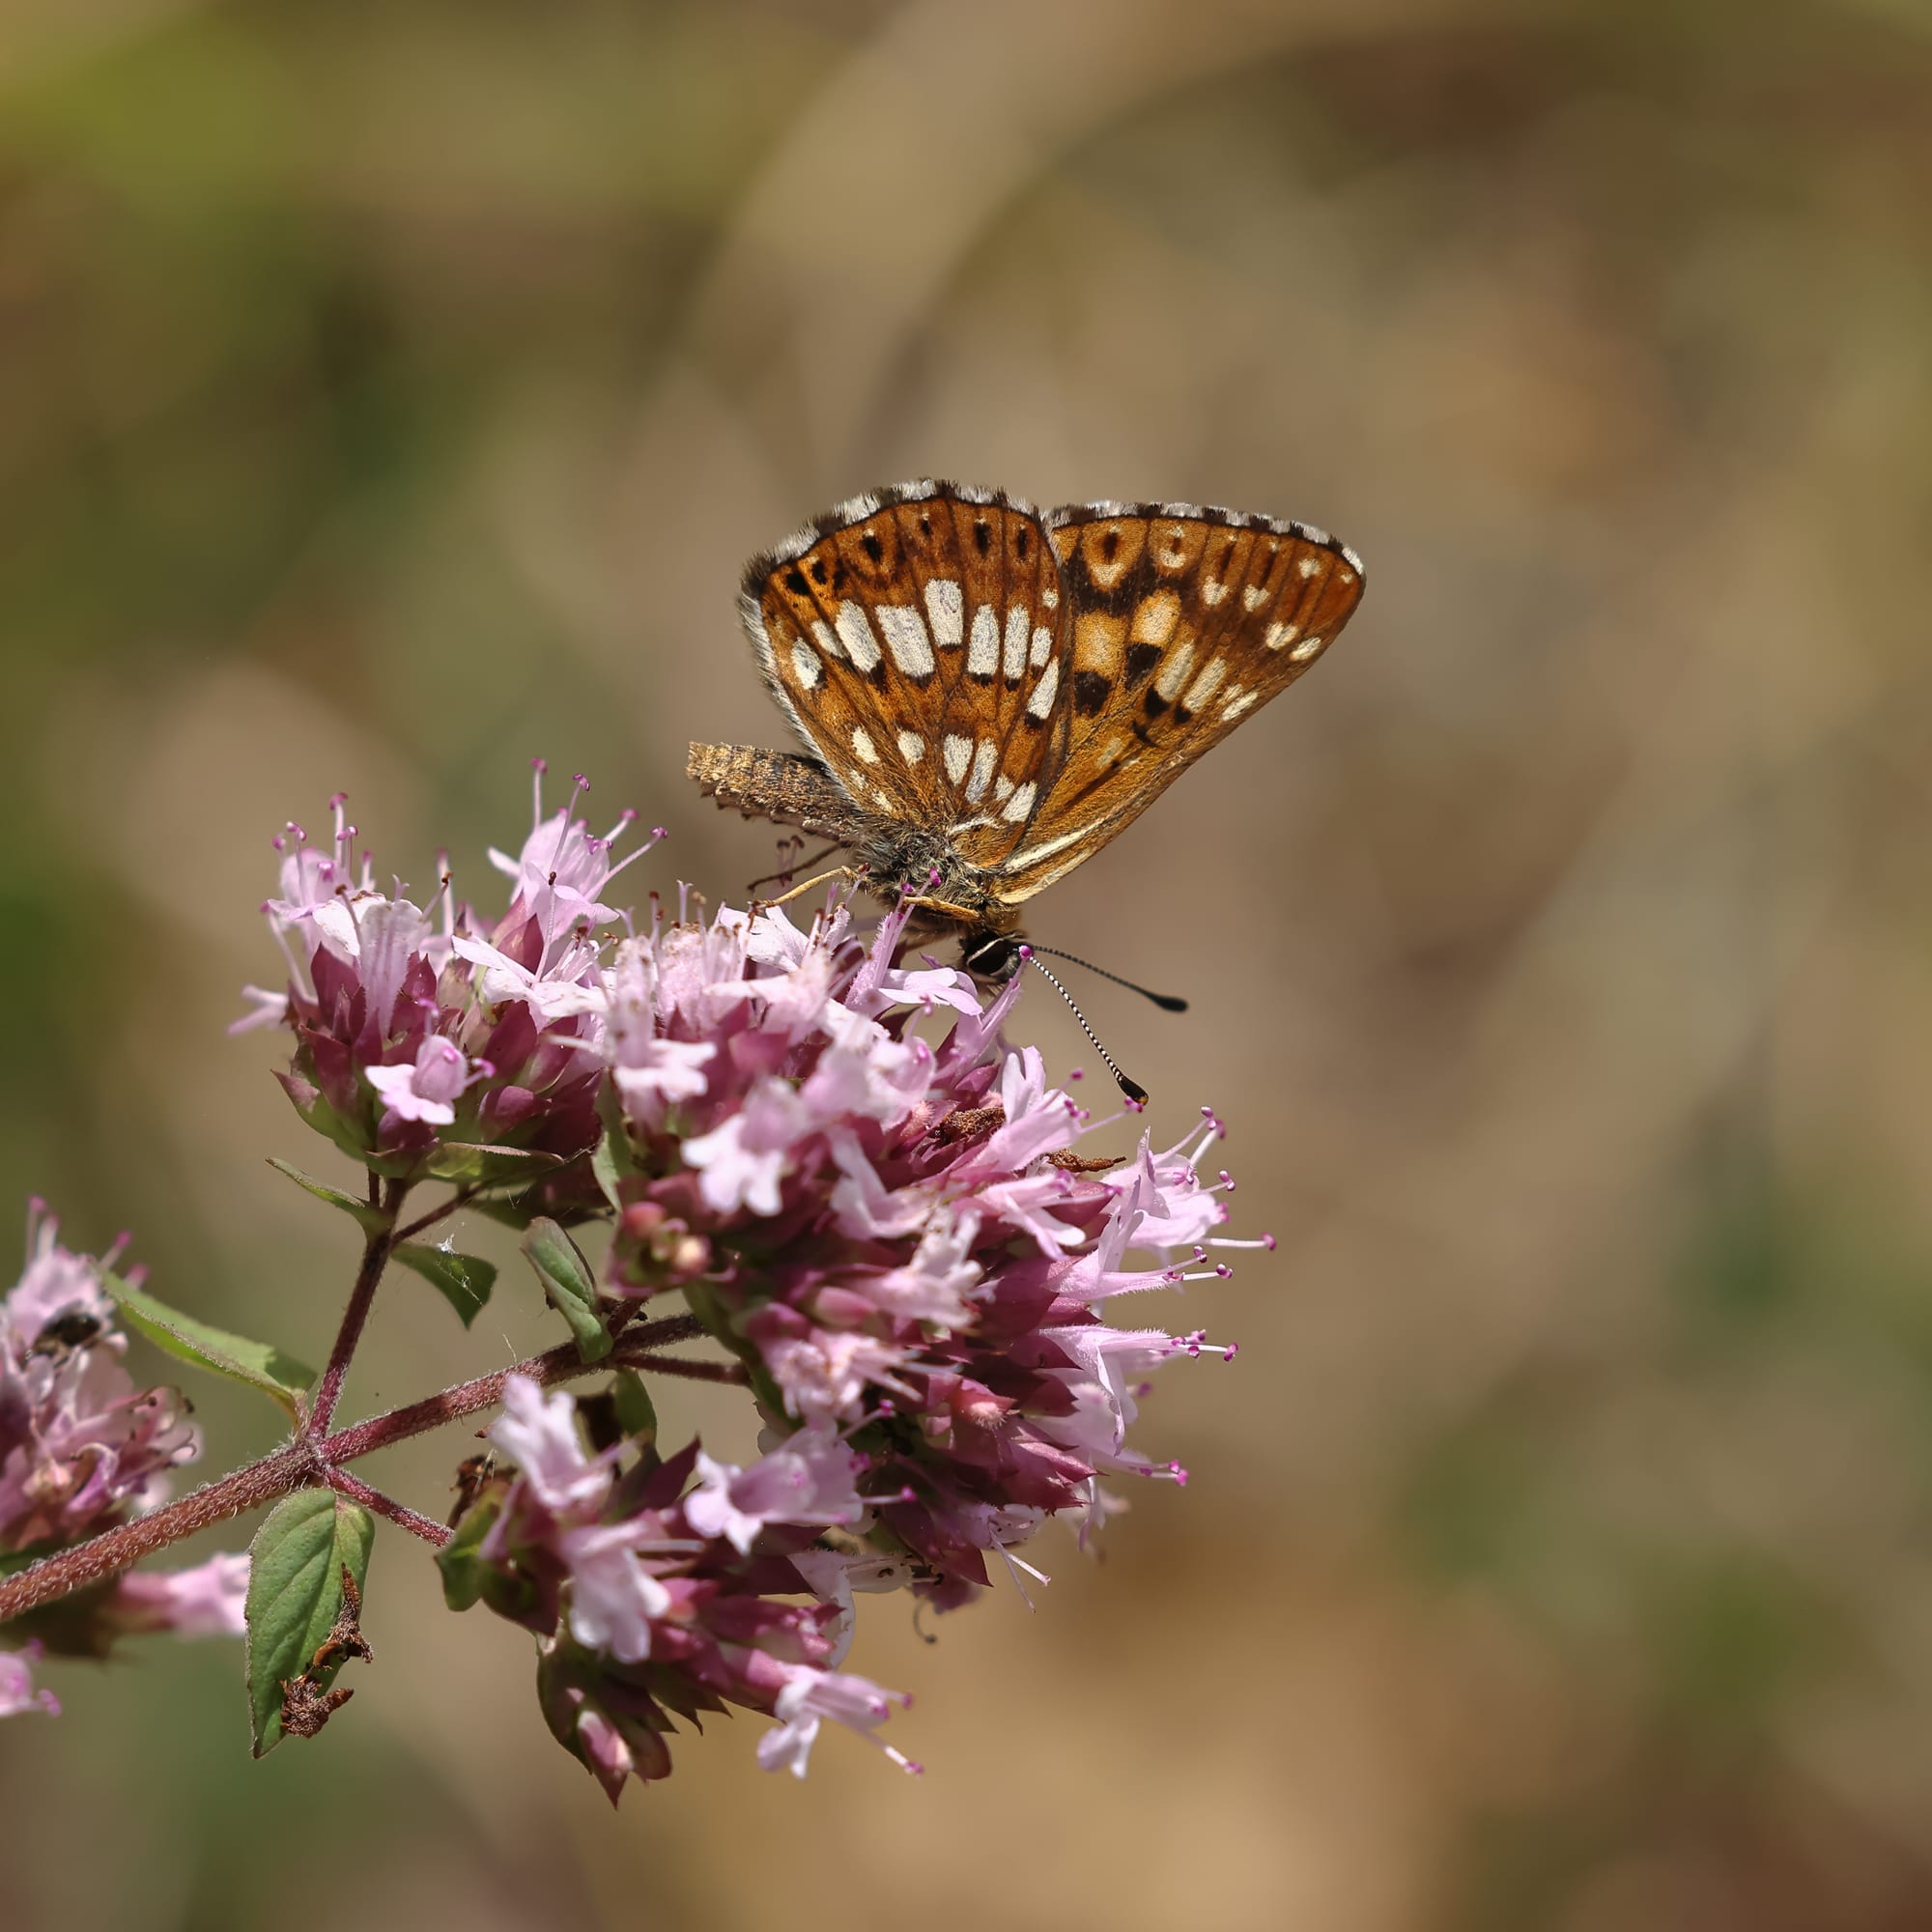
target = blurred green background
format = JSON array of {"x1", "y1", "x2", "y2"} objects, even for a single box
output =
[{"x1": 4, "y1": 0, "x2": 1932, "y2": 1926}]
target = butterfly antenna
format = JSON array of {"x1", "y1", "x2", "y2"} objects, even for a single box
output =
[
  {"x1": 1018, "y1": 947, "x2": 1151, "y2": 1106},
  {"x1": 1023, "y1": 946, "x2": 1188, "y2": 1013}
]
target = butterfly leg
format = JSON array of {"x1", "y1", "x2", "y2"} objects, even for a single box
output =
[
  {"x1": 759, "y1": 864, "x2": 866, "y2": 911},
  {"x1": 900, "y1": 895, "x2": 984, "y2": 924}
]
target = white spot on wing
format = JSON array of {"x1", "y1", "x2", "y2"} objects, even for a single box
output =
[
  {"x1": 789, "y1": 640, "x2": 822, "y2": 690},
  {"x1": 968, "y1": 606, "x2": 999, "y2": 677},
  {"x1": 1041, "y1": 585, "x2": 1060, "y2": 610},
  {"x1": 1003, "y1": 606, "x2": 1029, "y2": 680},
  {"x1": 1241, "y1": 584, "x2": 1269, "y2": 611},
  {"x1": 1296, "y1": 555, "x2": 1321, "y2": 579},
  {"x1": 1002, "y1": 781, "x2": 1037, "y2": 822},
  {"x1": 877, "y1": 606, "x2": 934, "y2": 678},
  {"x1": 851, "y1": 727, "x2": 879, "y2": 764},
  {"x1": 1154, "y1": 640, "x2": 1197, "y2": 702},
  {"x1": 1221, "y1": 689, "x2": 1260, "y2": 722},
  {"x1": 1030, "y1": 624, "x2": 1052, "y2": 668},
  {"x1": 897, "y1": 730, "x2": 925, "y2": 764},
  {"x1": 925, "y1": 578, "x2": 963, "y2": 646},
  {"x1": 1181, "y1": 657, "x2": 1228, "y2": 711},
  {"x1": 943, "y1": 734, "x2": 972, "y2": 784},
  {"x1": 1264, "y1": 620, "x2": 1299, "y2": 651},
  {"x1": 1131, "y1": 590, "x2": 1181, "y2": 645},
  {"x1": 1290, "y1": 635, "x2": 1324, "y2": 663},
  {"x1": 967, "y1": 738, "x2": 997, "y2": 803},
  {"x1": 1201, "y1": 581, "x2": 1228, "y2": 607},
  {"x1": 836, "y1": 601, "x2": 881, "y2": 671},
  {"x1": 994, "y1": 774, "x2": 1014, "y2": 802},
  {"x1": 812, "y1": 619, "x2": 841, "y2": 661},
  {"x1": 1027, "y1": 656, "x2": 1060, "y2": 720}
]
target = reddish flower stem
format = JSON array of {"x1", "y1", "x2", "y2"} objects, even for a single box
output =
[
  {"x1": 0, "y1": 1314, "x2": 723, "y2": 1624},
  {"x1": 307, "y1": 1179, "x2": 406, "y2": 1435},
  {"x1": 324, "y1": 1468, "x2": 450, "y2": 1547}
]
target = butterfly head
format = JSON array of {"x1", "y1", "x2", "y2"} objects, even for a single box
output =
[{"x1": 959, "y1": 931, "x2": 1025, "y2": 982}]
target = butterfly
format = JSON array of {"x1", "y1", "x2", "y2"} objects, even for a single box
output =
[{"x1": 688, "y1": 480, "x2": 1365, "y2": 980}]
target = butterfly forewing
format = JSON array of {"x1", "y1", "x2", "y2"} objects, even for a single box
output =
[
  {"x1": 987, "y1": 503, "x2": 1366, "y2": 900},
  {"x1": 740, "y1": 483, "x2": 1071, "y2": 862}
]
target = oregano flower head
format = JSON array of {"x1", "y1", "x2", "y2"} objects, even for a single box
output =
[{"x1": 0, "y1": 768, "x2": 1263, "y2": 1808}]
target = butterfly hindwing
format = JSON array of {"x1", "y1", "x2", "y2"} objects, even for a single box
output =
[
  {"x1": 739, "y1": 483, "x2": 1071, "y2": 859},
  {"x1": 986, "y1": 502, "x2": 1366, "y2": 901}
]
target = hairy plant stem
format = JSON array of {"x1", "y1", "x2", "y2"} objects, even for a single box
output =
[
  {"x1": 307, "y1": 1177, "x2": 407, "y2": 1435},
  {"x1": 0, "y1": 1315, "x2": 718, "y2": 1624}
]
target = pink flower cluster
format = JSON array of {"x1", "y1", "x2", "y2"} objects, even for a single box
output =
[
  {"x1": 596, "y1": 893, "x2": 1251, "y2": 1609},
  {"x1": 1, "y1": 1207, "x2": 249, "y2": 1710},
  {"x1": 237, "y1": 766, "x2": 659, "y2": 1181},
  {"x1": 446, "y1": 1376, "x2": 913, "y2": 1802},
  {"x1": 437, "y1": 870, "x2": 1255, "y2": 1797},
  {"x1": 0, "y1": 1205, "x2": 195, "y2": 1552}
]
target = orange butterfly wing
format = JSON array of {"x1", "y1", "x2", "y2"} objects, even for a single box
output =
[
  {"x1": 988, "y1": 503, "x2": 1366, "y2": 900},
  {"x1": 737, "y1": 482, "x2": 1070, "y2": 866}
]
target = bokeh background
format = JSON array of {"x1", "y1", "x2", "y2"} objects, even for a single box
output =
[{"x1": 4, "y1": 0, "x2": 1931, "y2": 1926}]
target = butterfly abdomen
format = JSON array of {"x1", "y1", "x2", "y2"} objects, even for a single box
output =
[{"x1": 685, "y1": 744, "x2": 868, "y2": 845}]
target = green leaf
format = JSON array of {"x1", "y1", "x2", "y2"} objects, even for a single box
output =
[
  {"x1": 437, "y1": 1485, "x2": 502, "y2": 1613},
  {"x1": 243, "y1": 1492, "x2": 374, "y2": 1755},
  {"x1": 391, "y1": 1244, "x2": 497, "y2": 1328},
  {"x1": 267, "y1": 1158, "x2": 389, "y2": 1236},
  {"x1": 522, "y1": 1217, "x2": 610, "y2": 1362},
  {"x1": 100, "y1": 1274, "x2": 313, "y2": 1421},
  {"x1": 273, "y1": 1070, "x2": 381, "y2": 1170},
  {"x1": 609, "y1": 1370, "x2": 657, "y2": 1447},
  {"x1": 424, "y1": 1142, "x2": 565, "y2": 1186},
  {"x1": 591, "y1": 1085, "x2": 639, "y2": 1212}
]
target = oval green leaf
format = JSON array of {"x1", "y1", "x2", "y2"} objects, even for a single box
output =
[
  {"x1": 101, "y1": 1274, "x2": 313, "y2": 1421},
  {"x1": 391, "y1": 1244, "x2": 497, "y2": 1328},
  {"x1": 243, "y1": 1491, "x2": 375, "y2": 1755},
  {"x1": 521, "y1": 1217, "x2": 610, "y2": 1362}
]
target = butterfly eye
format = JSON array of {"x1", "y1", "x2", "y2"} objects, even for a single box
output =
[{"x1": 962, "y1": 934, "x2": 1022, "y2": 980}]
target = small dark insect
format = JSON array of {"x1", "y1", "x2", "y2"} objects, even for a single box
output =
[{"x1": 30, "y1": 1309, "x2": 104, "y2": 1360}]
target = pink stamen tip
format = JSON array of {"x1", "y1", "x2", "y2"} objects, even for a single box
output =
[
  {"x1": 1225, "y1": 1342, "x2": 1239, "y2": 1361},
  {"x1": 1067, "y1": 1066, "x2": 1084, "y2": 1080},
  {"x1": 1124, "y1": 1096, "x2": 1146, "y2": 1112},
  {"x1": 573, "y1": 774, "x2": 589, "y2": 792},
  {"x1": 530, "y1": 756, "x2": 548, "y2": 773},
  {"x1": 1215, "y1": 1264, "x2": 1233, "y2": 1278},
  {"x1": 1172, "y1": 1464, "x2": 1189, "y2": 1487},
  {"x1": 1017, "y1": 944, "x2": 1034, "y2": 959},
  {"x1": 328, "y1": 792, "x2": 348, "y2": 808},
  {"x1": 651, "y1": 826, "x2": 668, "y2": 839},
  {"x1": 1218, "y1": 1171, "x2": 1234, "y2": 1188},
  {"x1": 1263, "y1": 1233, "x2": 1277, "y2": 1251}
]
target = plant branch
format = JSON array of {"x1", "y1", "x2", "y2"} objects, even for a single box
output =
[
  {"x1": 0, "y1": 1316, "x2": 733, "y2": 1625},
  {"x1": 0, "y1": 1445, "x2": 310, "y2": 1623},
  {"x1": 391, "y1": 1186, "x2": 481, "y2": 1248},
  {"x1": 324, "y1": 1468, "x2": 449, "y2": 1547},
  {"x1": 307, "y1": 1178, "x2": 406, "y2": 1435}
]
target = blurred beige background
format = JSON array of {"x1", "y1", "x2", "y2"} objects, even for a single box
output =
[{"x1": 4, "y1": 1, "x2": 1932, "y2": 1927}]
